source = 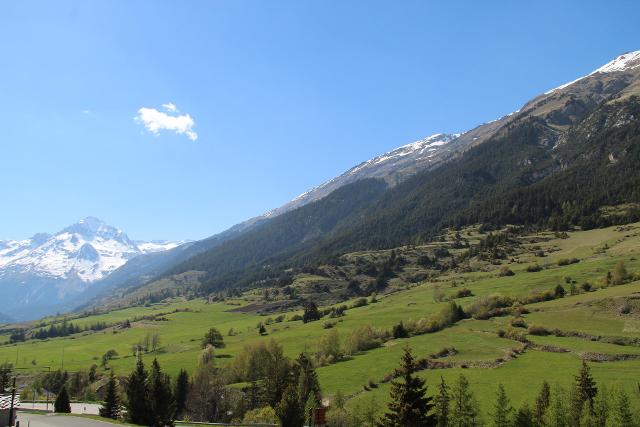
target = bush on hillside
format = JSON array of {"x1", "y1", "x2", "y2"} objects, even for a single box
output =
[
  {"x1": 498, "y1": 266, "x2": 515, "y2": 276},
  {"x1": 526, "y1": 264, "x2": 543, "y2": 272},
  {"x1": 528, "y1": 324, "x2": 551, "y2": 336},
  {"x1": 346, "y1": 325, "x2": 383, "y2": 354}
]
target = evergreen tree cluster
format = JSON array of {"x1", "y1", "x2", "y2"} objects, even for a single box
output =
[
  {"x1": 376, "y1": 352, "x2": 635, "y2": 427},
  {"x1": 125, "y1": 356, "x2": 176, "y2": 426},
  {"x1": 32, "y1": 319, "x2": 110, "y2": 340}
]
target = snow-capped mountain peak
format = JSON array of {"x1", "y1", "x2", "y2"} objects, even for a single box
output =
[
  {"x1": 592, "y1": 50, "x2": 640, "y2": 74},
  {"x1": 0, "y1": 218, "x2": 183, "y2": 283},
  {"x1": 261, "y1": 132, "x2": 460, "y2": 218},
  {"x1": 545, "y1": 50, "x2": 640, "y2": 94}
]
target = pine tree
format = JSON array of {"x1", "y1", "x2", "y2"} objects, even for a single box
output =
[
  {"x1": 245, "y1": 380, "x2": 264, "y2": 411},
  {"x1": 592, "y1": 384, "x2": 609, "y2": 427},
  {"x1": 0, "y1": 363, "x2": 12, "y2": 393},
  {"x1": 450, "y1": 374, "x2": 479, "y2": 427},
  {"x1": 513, "y1": 403, "x2": 534, "y2": 427},
  {"x1": 201, "y1": 327, "x2": 225, "y2": 349},
  {"x1": 296, "y1": 352, "x2": 321, "y2": 410},
  {"x1": 99, "y1": 371, "x2": 121, "y2": 420},
  {"x1": 378, "y1": 347, "x2": 435, "y2": 427},
  {"x1": 148, "y1": 359, "x2": 176, "y2": 427},
  {"x1": 125, "y1": 355, "x2": 151, "y2": 425},
  {"x1": 54, "y1": 385, "x2": 71, "y2": 413},
  {"x1": 304, "y1": 391, "x2": 317, "y2": 426},
  {"x1": 174, "y1": 369, "x2": 189, "y2": 419},
  {"x1": 575, "y1": 361, "x2": 597, "y2": 409},
  {"x1": 533, "y1": 381, "x2": 551, "y2": 425},
  {"x1": 434, "y1": 376, "x2": 450, "y2": 427},
  {"x1": 568, "y1": 384, "x2": 583, "y2": 427},
  {"x1": 264, "y1": 339, "x2": 290, "y2": 407},
  {"x1": 610, "y1": 386, "x2": 634, "y2": 427},
  {"x1": 545, "y1": 384, "x2": 568, "y2": 427},
  {"x1": 579, "y1": 403, "x2": 597, "y2": 427},
  {"x1": 276, "y1": 384, "x2": 304, "y2": 427},
  {"x1": 491, "y1": 384, "x2": 512, "y2": 427}
]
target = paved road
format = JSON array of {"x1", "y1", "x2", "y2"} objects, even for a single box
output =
[
  {"x1": 19, "y1": 402, "x2": 101, "y2": 415},
  {"x1": 16, "y1": 413, "x2": 120, "y2": 427}
]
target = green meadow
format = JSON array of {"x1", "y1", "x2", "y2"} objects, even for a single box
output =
[{"x1": 2, "y1": 223, "x2": 640, "y2": 415}]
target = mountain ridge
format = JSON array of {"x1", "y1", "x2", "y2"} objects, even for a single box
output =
[
  {"x1": 109, "y1": 49, "x2": 640, "y2": 303},
  {"x1": 0, "y1": 217, "x2": 184, "y2": 320}
]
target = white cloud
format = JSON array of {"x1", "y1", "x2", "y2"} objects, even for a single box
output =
[
  {"x1": 135, "y1": 104, "x2": 198, "y2": 141},
  {"x1": 162, "y1": 102, "x2": 177, "y2": 112}
]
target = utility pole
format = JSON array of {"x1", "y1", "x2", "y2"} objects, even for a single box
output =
[
  {"x1": 45, "y1": 366, "x2": 50, "y2": 412},
  {"x1": 8, "y1": 377, "x2": 16, "y2": 426}
]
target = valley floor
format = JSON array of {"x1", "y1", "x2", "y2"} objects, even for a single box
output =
[{"x1": 2, "y1": 223, "x2": 640, "y2": 417}]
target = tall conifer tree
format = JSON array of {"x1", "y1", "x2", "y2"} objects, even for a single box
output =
[
  {"x1": 99, "y1": 371, "x2": 121, "y2": 420},
  {"x1": 434, "y1": 376, "x2": 450, "y2": 427},
  {"x1": 148, "y1": 358, "x2": 176, "y2": 427},
  {"x1": 126, "y1": 355, "x2": 151, "y2": 425},
  {"x1": 378, "y1": 347, "x2": 435, "y2": 427},
  {"x1": 54, "y1": 385, "x2": 71, "y2": 413},
  {"x1": 491, "y1": 384, "x2": 512, "y2": 427}
]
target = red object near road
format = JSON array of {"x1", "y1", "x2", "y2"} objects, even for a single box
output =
[{"x1": 313, "y1": 406, "x2": 327, "y2": 425}]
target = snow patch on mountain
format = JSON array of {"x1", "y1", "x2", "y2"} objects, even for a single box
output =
[
  {"x1": 136, "y1": 240, "x2": 189, "y2": 253},
  {"x1": 545, "y1": 50, "x2": 640, "y2": 94},
  {"x1": 261, "y1": 133, "x2": 460, "y2": 219}
]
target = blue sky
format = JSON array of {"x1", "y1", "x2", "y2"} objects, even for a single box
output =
[{"x1": 1, "y1": 1, "x2": 639, "y2": 241}]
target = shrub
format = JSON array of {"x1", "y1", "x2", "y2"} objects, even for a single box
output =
[
  {"x1": 453, "y1": 288, "x2": 474, "y2": 298},
  {"x1": 498, "y1": 266, "x2": 515, "y2": 277},
  {"x1": 526, "y1": 264, "x2": 543, "y2": 272},
  {"x1": 433, "y1": 288, "x2": 448, "y2": 302},
  {"x1": 499, "y1": 328, "x2": 528, "y2": 342},
  {"x1": 519, "y1": 289, "x2": 555, "y2": 305},
  {"x1": 329, "y1": 305, "x2": 347, "y2": 318},
  {"x1": 619, "y1": 302, "x2": 632, "y2": 315},
  {"x1": 351, "y1": 297, "x2": 368, "y2": 308},
  {"x1": 554, "y1": 284, "x2": 566, "y2": 298},
  {"x1": 512, "y1": 305, "x2": 529, "y2": 316},
  {"x1": 243, "y1": 406, "x2": 279, "y2": 424},
  {"x1": 392, "y1": 321, "x2": 409, "y2": 339},
  {"x1": 510, "y1": 317, "x2": 527, "y2": 328},
  {"x1": 612, "y1": 261, "x2": 629, "y2": 285},
  {"x1": 528, "y1": 325, "x2": 550, "y2": 336},
  {"x1": 317, "y1": 329, "x2": 342, "y2": 362},
  {"x1": 417, "y1": 301, "x2": 466, "y2": 333},
  {"x1": 467, "y1": 294, "x2": 513, "y2": 320},
  {"x1": 346, "y1": 325, "x2": 382, "y2": 354},
  {"x1": 581, "y1": 282, "x2": 592, "y2": 292},
  {"x1": 430, "y1": 347, "x2": 458, "y2": 358},
  {"x1": 322, "y1": 321, "x2": 336, "y2": 329},
  {"x1": 558, "y1": 258, "x2": 580, "y2": 266},
  {"x1": 289, "y1": 314, "x2": 303, "y2": 322}
]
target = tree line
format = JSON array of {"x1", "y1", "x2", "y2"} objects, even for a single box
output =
[{"x1": 355, "y1": 347, "x2": 637, "y2": 427}]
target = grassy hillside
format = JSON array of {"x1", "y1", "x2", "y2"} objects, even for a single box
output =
[{"x1": 2, "y1": 223, "x2": 640, "y2": 417}]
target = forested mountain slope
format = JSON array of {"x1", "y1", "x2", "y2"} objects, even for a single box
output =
[{"x1": 95, "y1": 52, "x2": 640, "y2": 302}]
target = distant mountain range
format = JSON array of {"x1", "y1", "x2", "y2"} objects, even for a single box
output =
[
  {"x1": 6, "y1": 50, "x2": 640, "y2": 320},
  {"x1": 0, "y1": 217, "x2": 185, "y2": 320}
]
